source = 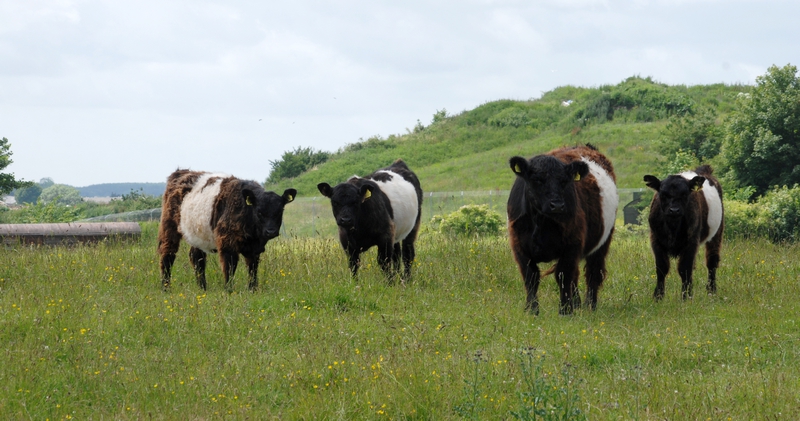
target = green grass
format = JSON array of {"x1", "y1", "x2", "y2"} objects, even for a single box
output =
[
  {"x1": 265, "y1": 79, "x2": 748, "y2": 195},
  {"x1": 1, "y1": 223, "x2": 798, "y2": 419}
]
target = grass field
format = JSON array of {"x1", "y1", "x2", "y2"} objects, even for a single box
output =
[{"x1": 1, "y1": 223, "x2": 799, "y2": 420}]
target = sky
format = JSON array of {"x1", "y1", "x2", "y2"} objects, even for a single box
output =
[{"x1": 1, "y1": 0, "x2": 799, "y2": 187}]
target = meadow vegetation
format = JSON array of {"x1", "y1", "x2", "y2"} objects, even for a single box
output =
[{"x1": 1, "y1": 225, "x2": 798, "y2": 419}]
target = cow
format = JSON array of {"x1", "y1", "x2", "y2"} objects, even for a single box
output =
[
  {"x1": 643, "y1": 165, "x2": 723, "y2": 300},
  {"x1": 317, "y1": 159, "x2": 422, "y2": 282},
  {"x1": 157, "y1": 169, "x2": 296, "y2": 292},
  {"x1": 507, "y1": 144, "x2": 619, "y2": 315}
]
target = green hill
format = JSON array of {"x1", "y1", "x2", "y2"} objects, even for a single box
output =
[{"x1": 265, "y1": 77, "x2": 749, "y2": 195}]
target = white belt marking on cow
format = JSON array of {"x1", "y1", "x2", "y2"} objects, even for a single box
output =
[
  {"x1": 373, "y1": 170, "x2": 419, "y2": 244},
  {"x1": 582, "y1": 157, "x2": 618, "y2": 255},
  {"x1": 179, "y1": 172, "x2": 230, "y2": 253},
  {"x1": 680, "y1": 171, "x2": 722, "y2": 244}
]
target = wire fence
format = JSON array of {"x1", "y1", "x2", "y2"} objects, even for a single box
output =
[{"x1": 82, "y1": 189, "x2": 647, "y2": 238}]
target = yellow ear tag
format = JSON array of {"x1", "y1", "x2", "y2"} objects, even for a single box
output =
[
  {"x1": 574, "y1": 173, "x2": 581, "y2": 181},
  {"x1": 246, "y1": 196, "x2": 253, "y2": 206},
  {"x1": 287, "y1": 195, "x2": 294, "y2": 202},
  {"x1": 693, "y1": 184, "x2": 703, "y2": 192},
  {"x1": 514, "y1": 164, "x2": 521, "y2": 173},
  {"x1": 364, "y1": 189, "x2": 372, "y2": 200}
]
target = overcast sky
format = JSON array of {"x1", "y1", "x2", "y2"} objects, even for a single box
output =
[{"x1": 2, "y1": 0, "x2": 798, "y2": 187}]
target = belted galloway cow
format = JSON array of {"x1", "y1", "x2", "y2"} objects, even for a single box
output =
[
  {"x1": 157, "y1": 169, "x2": 296, "y2": 292},
  {"x1": 317, "y1": 159, "x2": 422, "y2": 282},
  {"x1": 643, "y1": 165, "x2": 724, "y2": 300},
  {"x1": 507, "y1": 144, "x2": 618, "y2": 315}
]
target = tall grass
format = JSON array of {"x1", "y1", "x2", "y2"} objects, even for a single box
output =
[{"x1": 1, "y1": 224, "x2": 798, "y2": 419}]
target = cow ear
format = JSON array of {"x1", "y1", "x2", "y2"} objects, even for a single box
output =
[
  {"x1": 567, "y1": 161, "x2": 589, "y2": 182},
  {"x1": 360, "y1": 185, "x2": 373, "y2": 202},
  {"x1": 318, "y1": 183, "x2": 333, "y2": 198},
  {"x1": 282, "y1": 188, "x2": 297, "y2": 203},
  {"x1": 643, "y1": 175, "x2": 661, "y2": 191},
  {"x1": 509, "y1": 157, "x2": 528, "y2": 176},
  {"x1": 689, "y1": 176, "x2": 705, "y2": 192},
  {"x1": 242, "y1": 189, "x2": 257, "y2": 206}
]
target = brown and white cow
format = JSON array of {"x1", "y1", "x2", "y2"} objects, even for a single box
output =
[
  {"x1": 157, "y1": 169, "x2": 296, "y2": 292},
  {"x1": 507, "y1": 144, "x2": 618, "y2": 315},
  {"x1": 643, "y1": 165, "x2": 723, "y2": 300}
]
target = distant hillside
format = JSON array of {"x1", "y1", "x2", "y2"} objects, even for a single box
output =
[
  {"x1": 77, "y1": 183, "x2": 166, "y2": 198},
  {"x1": 264, "y1": 77, "x2": 749, "y2": 195}
]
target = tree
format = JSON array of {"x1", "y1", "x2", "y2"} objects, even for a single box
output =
[
  {"x1": 659, "y1": 107, "x2": 722, "y2": 163},
  {"x1": 0, "y1": 137, "x2": 31, "y2": 196},
  {"x1": 722, "y1": 64, "x2": 800, "y2": 195},
  {"x1": 266, "y1": 146, "x2": 331, "y2": 184},
  {"x1": 40, "y1": 184, "x2": 83, "y2": 205},
  {"x1": 38, "y1": 177, "x2": 55, "y2": 189},
  {"x1": 15, "y1": 184, "x2": 42, "y2": 204}
]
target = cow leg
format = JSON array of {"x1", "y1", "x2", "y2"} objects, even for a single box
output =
[
  {"x1": 219, "y1": 250, "x2": 239, "y2": 293},
  {"x1": 677, "y1": 245, "x2": 698, "y2": 300},
  {"x1": 584, "y1": 235, "x2": 612, "y2": 311},
  {"x1": 401, "y1": 238, "x2": 416, "y2": 282},
  {"x1": 555, "y1": 255, "x2": 581, "y2": 315},
  {"x1": 652, "y1": 243, "x2": 670, "y2": 301},
  {"x1": 392, "y1": 243, "x2": 402, "y2": 277},
  {"x1": 517, "y1": 257, "x2": 541, "y2": 315},
  {"x1": 377, "y1": 242, "x2": 395, "y2": 284},
  {"x1": 245, "y1": 254, "x2": 260, "y2": 292},
  {"x1": 157, "y1": 227, "x2": 181, "y2": 291},
  {"x1": 189, "y1": 247, "x2": 208, "y2": 290},
  {"x1": 705, "y1": 235, "x2": 722, "y2": 295},
  {"x1": 346, "y1": 246, "x2": 361, "y2": 278}
]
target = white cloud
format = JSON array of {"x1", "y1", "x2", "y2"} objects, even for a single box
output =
[{"x1": 1, "y1": 0, "x2": 798, "y2": 186}]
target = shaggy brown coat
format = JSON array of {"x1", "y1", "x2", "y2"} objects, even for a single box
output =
[
  {"x1": 507, "y1": 144, "x2": 618, "y2": 315},
  {"x1": 157, "y1": 169, "x2": 296, "y2": 292}
]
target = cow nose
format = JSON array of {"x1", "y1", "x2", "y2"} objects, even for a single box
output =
[
  {"x1": 668, "y1": 206, "x2": 681, "y2": 215},
  {"x1": 339, "y1": 216, "x2": 353, "y2": 226},
  {"x1": 549, "y1": 201, "x2": 566, "y2": 213},
  {"x1": 266, "y1": 228, "x2": 279, "y2": 238}
]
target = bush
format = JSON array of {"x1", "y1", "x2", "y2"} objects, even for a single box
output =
[
  {"x1": 40, "y1": 184, "x2": 82, "y2": 205},
  {"x1": 724, "y1": 184, "x2": 800, "y2": 243},
  {"x1": 10, "y1": 200, "x2": 81, "y2": 223},
  {"x1": 759, "y1": 184, "x2": 800, "y2": 243},
  {"x1": 431, "y1": 204, "x2": 504, "y2": 236},
  {"x1": 724, "y1": 200, "x2": 768, "y2": 240}
]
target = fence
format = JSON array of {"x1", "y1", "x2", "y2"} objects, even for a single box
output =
[
  {"x1": 282, "y1": 188, "x2": 646, "y2": 238},
  {"x1": 80, "y1": 189, "x2": 646, "y2": 238}
]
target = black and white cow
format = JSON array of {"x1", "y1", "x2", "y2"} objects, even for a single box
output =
[
  {"x1": 507, "y1": 144, "x2": 619, "y2": 315},
  {"x1": 317, "y1": 159, "x2": 422, "y2": 282},
  {"x1": 643, "y1": 165, "x2": 724, "y2": 300},
  {"x1": 157, "y1": 169, "x2": 296, "y2": 292}
]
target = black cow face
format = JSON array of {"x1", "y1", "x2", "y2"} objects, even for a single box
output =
[
  {"x1": 318, "y1": 182, "x2": 373, "y2": 231},
  {"x1": 644, "y1": 174, "x2": 704, "y2": 218},
  {"x1": 510, "y1": 155, "x2": 589, "y2": 217},
  {"x1": 244, "y1": 188, "x2": 297, "y2": 240}
]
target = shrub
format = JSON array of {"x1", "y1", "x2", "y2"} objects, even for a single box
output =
[
  {"x1": 40, "y1": 184, "x2": 82, "y2": 205},
  {"x1": 724, "y1": 185, "x2": 800, "y2": 243},
  {"x1": 724, "y1": 200, "x2": 768, "y2": 240},
  {"x1": 11, "y1": 200, "x2": 81, "y2": 223},
  {"x1": 759, "y1": 184, "x2": 800, "y2": 243},
  {"x1": 431, "y1": 204, "x2": 504, "y2": 236}
]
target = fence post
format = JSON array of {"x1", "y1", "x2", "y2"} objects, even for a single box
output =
[{"x1": 312, "y1": 197, "x2": 316, "y2": 237}]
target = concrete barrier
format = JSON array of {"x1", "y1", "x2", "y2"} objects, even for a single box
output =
[{"x1": 0, "y1": 222, "x2": 141, "y2": 246}]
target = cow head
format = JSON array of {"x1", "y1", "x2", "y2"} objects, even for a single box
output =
[
  {"x1": 244, "y1": 187, "x2": 297, "y2": 240},
  {"x1": 510, "y1": 155, "x2": 589, "y2": 217},
  {"x1": 318, "y1": 181, "x2": 374, "y2": 231},
  {"x1": 644, "y1": 174, "x2": 704, "y2": 218}
]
